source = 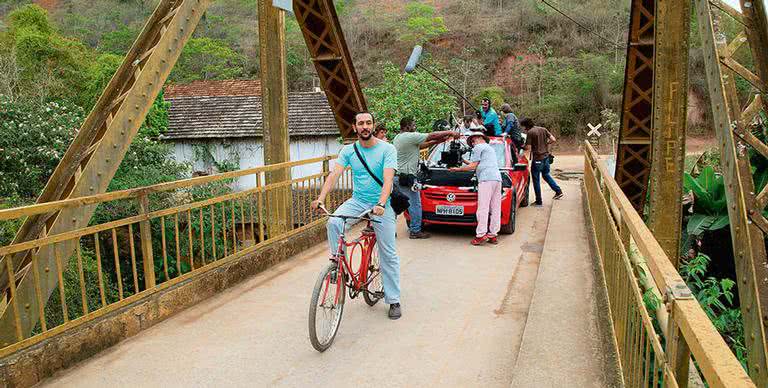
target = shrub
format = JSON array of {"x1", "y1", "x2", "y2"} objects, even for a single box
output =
[{"x1": 365, "y1": 62, "x2": 457, "y2": 135}]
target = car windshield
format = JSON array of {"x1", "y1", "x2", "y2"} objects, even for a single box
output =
[{"x1": 428, "y1": 140, "x2": 507, "y2": 168}]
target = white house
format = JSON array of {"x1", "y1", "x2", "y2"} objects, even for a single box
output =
[{"x1": 161, "y1": 80, "x2": 343, "y2": 191}]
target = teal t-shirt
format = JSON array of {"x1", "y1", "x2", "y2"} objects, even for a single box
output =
[{"x1": 337, "y1": 140, "x2": 398, "y2": 205}]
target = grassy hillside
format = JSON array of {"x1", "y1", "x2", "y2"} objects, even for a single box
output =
[{"x1": 0, "y1": 0, "x2": 635, "y2": 136}]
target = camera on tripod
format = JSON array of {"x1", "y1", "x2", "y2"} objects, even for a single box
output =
[{"x1": 440, "y1": 139, "x2": 469, "y2": 168}]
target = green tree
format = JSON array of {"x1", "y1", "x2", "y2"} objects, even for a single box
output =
[
  {"x1": 2, "y1": 4, "x2": 92, "y2": 104},
  {"x1": 7, "y1": 4, "x2": 52, "y2": 36},
  {"x1": 449, "y1": 47, "x2": 486, "y2": 113},
  {"x1": 98, "y1": 25, "x2": 139, "y2": 55},
  {"x1": 365, "y1": 63, "x2": 456, "y2": 135},
  {"x1": 81, "y1": 53, "x2": 123, "y2": 108},
  {"x1": 0, "y1": 97, "x2": 84, "y2": 198},
  {"x1": 171, "y1": 37, "x2": 246, "y2": 83},
  {"x1": 399, "y1": 2, "x2": 448, "y2": 44}
]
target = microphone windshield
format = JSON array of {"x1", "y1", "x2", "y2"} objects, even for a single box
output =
[{"x1": 404, "y1": 45, "x2": 423, "y2": 73}]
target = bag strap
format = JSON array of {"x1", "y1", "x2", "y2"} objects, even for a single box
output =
[{"x1": 353, "y1": 143, "x2": 384, "y2": 187}]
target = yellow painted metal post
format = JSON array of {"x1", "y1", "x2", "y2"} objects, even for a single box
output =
[
  {"x1": 647, "y1": 0, "x2": 690, "y2": 267},
  {"x1": 259, "y1": 0, "x2": 292, "y2": 237},
  {"x1": 138, "y1": 193, "x2": 156, "y2": 289},
  {"x1": 695, "y1": 2, "x2": 768, "y2": 383}
]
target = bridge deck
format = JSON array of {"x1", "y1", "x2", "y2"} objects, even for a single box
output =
[{"x1": 39, "y1": 157, "x2": 615, "y2": 387}]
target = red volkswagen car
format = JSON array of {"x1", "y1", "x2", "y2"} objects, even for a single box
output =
[{"x1": 406, "y1": 135, "x2": 530, "y2": 234}]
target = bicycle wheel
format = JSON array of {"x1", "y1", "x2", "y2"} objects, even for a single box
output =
[
  {"x1": 308, "y1": 262, "x2": 346, "y2": 352},
  {"x1": 363, "y1": 242, "x2": 384, "y2": 306}
]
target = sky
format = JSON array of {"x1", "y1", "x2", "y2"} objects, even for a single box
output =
[
  {"x1": 724, "y1": 0, "x2": 741, "y2": 11},
  {"x1": 722, "y1": 0, "x2": 767, "y2": 11}
]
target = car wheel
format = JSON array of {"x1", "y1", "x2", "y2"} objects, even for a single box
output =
[
  {"x1": 520, "y1": 180, "x2": 530, "y2": 208},
  {"x1": 500, "y1": 190, "x2": 517, "y2": 235}
]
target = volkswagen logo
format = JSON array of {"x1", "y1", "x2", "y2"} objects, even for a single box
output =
[{"x1": 446, "y1": 193, "x2": 456, "y2": 202}]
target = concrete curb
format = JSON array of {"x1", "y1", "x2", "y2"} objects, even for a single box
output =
[{"x1": 509, "y1": 182, "x2": 622, "y2": 388}]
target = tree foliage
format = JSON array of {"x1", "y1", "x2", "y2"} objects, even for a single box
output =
[
  {"x1": 365, "y1": 63, "x2": 456, "y2": 135},
  {"x1": 0, "y1": 97, "x2": 84, "y2": 198},
  {"x1": 399, "y1": 2, "x2": 448, "y2": 44},
  {"x1": 171, "y1": 37, "x2": 246, "y2": 83}
]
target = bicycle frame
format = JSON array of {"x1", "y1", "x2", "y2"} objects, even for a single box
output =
[{"x1": 332, "y1": 220, "x2": 378, "y2": 294}]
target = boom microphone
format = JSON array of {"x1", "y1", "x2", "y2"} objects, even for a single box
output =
[
  {"x1": 402, "y1": 45, "x2": 478, "y2": 112},
  {"x1": 404, "y1": 45, "x2": 423, "y2": 73}
]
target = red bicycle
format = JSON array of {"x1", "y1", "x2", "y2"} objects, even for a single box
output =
[{"x1": 308, "y1": 205, "x2": 384, "y2": 352}]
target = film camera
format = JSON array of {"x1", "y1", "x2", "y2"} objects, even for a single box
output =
[{"x1": 440, "y1": 139, "x2": 470, "y2": 168}]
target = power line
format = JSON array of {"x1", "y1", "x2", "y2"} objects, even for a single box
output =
[{"x1": 539, "y1": 0, "x2": 622, "y2": 50}]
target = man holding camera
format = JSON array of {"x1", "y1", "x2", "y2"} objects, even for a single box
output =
[{"x1": 393, "y1": 117, "x2": 460, "y2": 239}]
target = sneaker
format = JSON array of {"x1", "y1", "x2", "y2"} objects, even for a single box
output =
[
  {"x1": 486, "y1": 236, "x2": 498, "y2": 244},
  {"x1": 388, "y1": 303, "x2": 402, "y2": 320},
  {"x1": 409, "y1": 231, "x2": 431, "y2": 239},
  {"x1": 534, "y1": 201, "x2": 543, "y2": 207},
  {"x1": 471, "y1": 236, "x2": 488, "y2": 246},
  {"x1": 553, "y1": 192, "x2": 564, "y2": 200}
]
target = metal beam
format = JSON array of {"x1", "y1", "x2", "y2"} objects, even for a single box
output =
[
  {"x1": 259, "y1": 0, "x2": 293, "y2": 236},
  {"x1": 695, "y1": 1, "x2": 768, "y2": 384},
  {"x1": 292, "y1": 0, "x2": 366, "y2": 141},
  {"x1": 615, "y1": 0, "x2": 656, "y2": 211},
  {"x1": 647, "y1": 0, "x2": 690, "y2": 266},
  {"x1": 0, "y1": 0, "x2": 212, "y2": 345},
  {"x1": 647, "y1": 1, "x2": 693, "y2": 385}
]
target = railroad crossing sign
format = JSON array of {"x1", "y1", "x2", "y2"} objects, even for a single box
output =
[
  {"x1": 587, "y1": 123, "x2": 603, "y2": 137},
  {"x1": 586, "y1": 123, "x2": 603, "y2": 148}
]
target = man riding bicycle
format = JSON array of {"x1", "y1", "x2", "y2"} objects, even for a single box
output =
[{"x1": 311, "y1": 112, "x2": 402, "y2": 320}]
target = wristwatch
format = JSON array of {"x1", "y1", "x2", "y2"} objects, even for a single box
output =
[{"x1": 375, "y1": 202, "x2": 385, "y2": 208}]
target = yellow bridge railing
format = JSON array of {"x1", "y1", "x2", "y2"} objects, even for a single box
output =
[
  {"x1": 0, "y1": 155, "x2": 352, "y2": 356},
  {"x1": 583, "y1": 142, "x2": 754, "y2": 387}
]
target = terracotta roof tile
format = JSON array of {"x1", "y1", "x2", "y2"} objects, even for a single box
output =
[
  {"x1": 162, "y1": 92, "x2": 340, "y2": 139},
  {"x1": 164, "y1": 79, "x2": 262, "y2": 98}
]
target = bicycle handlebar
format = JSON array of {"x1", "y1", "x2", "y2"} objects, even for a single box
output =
[{"x1": 317, "y1": 204, "x2": 379, "y2": 223}]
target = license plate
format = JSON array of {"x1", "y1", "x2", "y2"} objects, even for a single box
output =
[{"x1": 436, "y1": 205, "x2": 464, "y2": 216}]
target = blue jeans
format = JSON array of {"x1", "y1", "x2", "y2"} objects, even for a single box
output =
[
  {"x1": 326, "y1": 197, "x2": 400, "y2": 304},
  {"x1": 531, "y1": 157, "x2": 562, "y2": 203},
  {"x1": 395, "y1": 176, "x2": 422, "y2": 234}
]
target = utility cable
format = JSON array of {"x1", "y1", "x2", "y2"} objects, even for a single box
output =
[{"x1": 539, "y1": 0, "x2": 623, "y2": 50}]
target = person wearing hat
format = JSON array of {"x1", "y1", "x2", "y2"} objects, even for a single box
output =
[{"x1": 449, "y1": 132, "x2": 503, "y2": 245}]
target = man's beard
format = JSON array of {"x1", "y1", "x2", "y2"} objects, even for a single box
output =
[{"x1": 358, "y1": 129, "x2": 372, "y2": 140}]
